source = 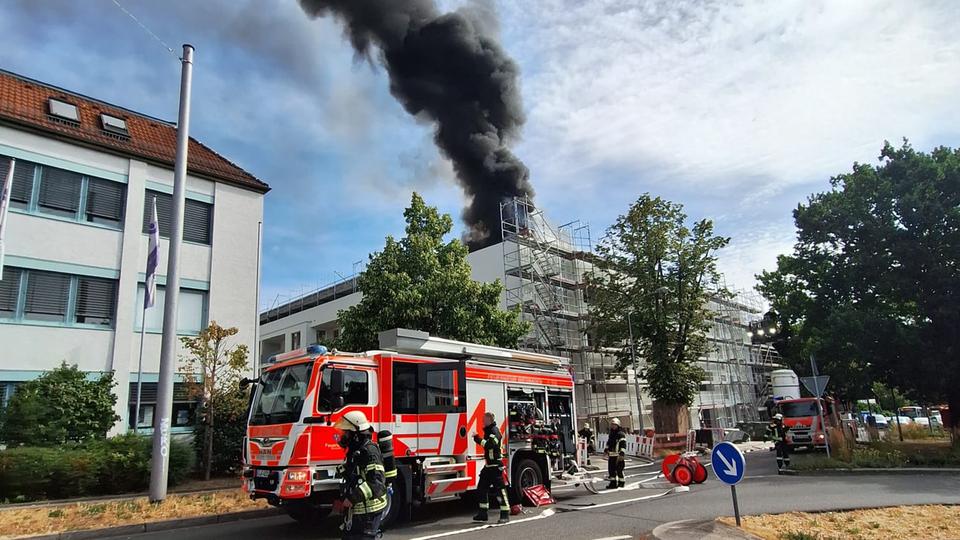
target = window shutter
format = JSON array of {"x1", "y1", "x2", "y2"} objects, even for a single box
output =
[
  {"x1": 0, "y1": 156, "x2": 37, "y2": 204},
  {"x1": 75, "y1": 276, "x2": 117, "y2": 326},
  {"x1": 24, "y1": 271, "x2": 70, "y2": 320},
  {"x1": 184, "y1": 199, "x2": 212, "y2": 244},
  {"x1": 38, "y1": 166, "x2": 82, "y2": 214},
  {"x1": 85, "y1": 178, "x2": 125, "y2": 225},
  {"x1": 0, "y1": 267, "x2": 21, "y2": 316},
  {"x1": 142, "y1": 190, "x2": 172, "y2": 237}
]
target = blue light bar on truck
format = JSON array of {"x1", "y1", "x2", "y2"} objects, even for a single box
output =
[{"x1": 265, "y1": 344, "x2": 329, "y2": 365}]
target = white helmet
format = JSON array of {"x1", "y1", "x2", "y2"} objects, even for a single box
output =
[
  {"x1": 583, "y1": 422, "x2": 591, "y2": 429},
  {"x1": 335, "y1": 411, "x2": 371, "y2": 432},
  {"x1": 610, "y1": 417, "x2": 621, "y2": 426},
  {"x1": 773, "y1": 413, "x2": 784, "y2": 421}
]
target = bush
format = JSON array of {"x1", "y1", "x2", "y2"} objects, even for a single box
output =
[
  {"x1": 0, "y1": 435, "x2": 193, "y2": 502},
  {"x1": 0, "y1": 364, "x2": 118, "y2": 447}
]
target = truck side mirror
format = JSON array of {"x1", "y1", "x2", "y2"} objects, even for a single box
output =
[{"x1": 330, "y1": 370, "x2": 345, "y2": 410}]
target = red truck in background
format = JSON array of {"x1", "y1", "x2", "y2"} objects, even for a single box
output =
[{"x1": 776, "y1": 397, "x2": 840, "y2": 451}]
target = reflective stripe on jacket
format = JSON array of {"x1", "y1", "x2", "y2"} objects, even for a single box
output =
[
  {"x1": 344, "y1": 439, "x2": 388, "y2": 514},
  {"x1": 473, "y1": 424, "x2": 504, "y2": 467}
]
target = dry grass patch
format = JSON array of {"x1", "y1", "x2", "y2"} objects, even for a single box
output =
[
  {"x1": 719, "y1": 505, "x2": 960, "y2": 540},
  {"x1": 0, "y1": 489, "x2": 266, "y2": 539}
]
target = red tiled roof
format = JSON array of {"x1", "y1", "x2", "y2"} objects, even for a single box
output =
[{"x1": 0, "y1": 70, "x2": 269, "y2": 193}]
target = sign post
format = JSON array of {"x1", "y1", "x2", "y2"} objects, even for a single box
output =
[
  {"x1": 802, "y1": 356, "x2": 831, "y2": 459},
  {"x1": 711, "y1": 441, "x2": 746, "y2": 527}
]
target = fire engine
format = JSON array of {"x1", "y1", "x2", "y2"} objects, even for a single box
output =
[
  {"x1": 241, "y1": 328, "x2": 579, "y2": 526},
  {"x1": 776, "y1": 397, "x2": 839, "y2": 450}
]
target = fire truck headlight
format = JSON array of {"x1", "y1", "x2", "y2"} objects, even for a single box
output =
[{"x1": 286, "y1": 470, "x2": 309, "y2": 482}]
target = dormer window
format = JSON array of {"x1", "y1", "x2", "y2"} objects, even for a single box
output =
[
  {"x1": 48, "y1": 98, "x2": 79, "y2": 126},
  {"x1": 100, "y1": 114, "x2": 128, "y2": 137}
]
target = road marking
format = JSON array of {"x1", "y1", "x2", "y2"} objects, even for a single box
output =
[
  {"x1": 410, "y1": 508, "x2": 556, "y2": 540},
  {"x1": 591, "y1": 536, "x2": 633, "y2": 540}
]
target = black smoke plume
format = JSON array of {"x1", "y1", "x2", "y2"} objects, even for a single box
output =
[{"x1": 298, "y1": 0, "x2": 533, "y2": 249}]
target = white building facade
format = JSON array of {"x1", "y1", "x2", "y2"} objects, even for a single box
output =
[{"x1": 0, "y1": 70, "x2": 268, "y2": 435}]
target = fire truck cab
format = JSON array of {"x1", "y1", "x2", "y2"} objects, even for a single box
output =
[{"x1": 242, "y1": 328, "x2": 577, "y2": 526}]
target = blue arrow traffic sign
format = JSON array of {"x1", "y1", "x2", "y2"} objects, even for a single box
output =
[{"x1": 711, "y1": 441, "x2": 746, "y2": 485}]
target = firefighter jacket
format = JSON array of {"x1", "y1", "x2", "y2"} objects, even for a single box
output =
[
  {"x1": 766, "y1": 422, "x2": 789, "y2": 443},
  {"x1": 605, "y1": 429, "x2": 626, "y2": 457},
  {"x1": 578, "y1": 428, "x2": 594, "y2": 444},
  {"x1": 340, "y1": 437, "x2": 388, "y2": 515},
  {"x1": 474, "y1": 423, "x2": 504, "y2": 468}
]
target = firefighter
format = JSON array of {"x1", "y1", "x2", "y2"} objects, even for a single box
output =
[
  {"x1": 605, "y1": 417, "x2": 627, "y2": 489},
  {"x1": 578, "y1": 422, "x2": 595, "y2": 465},
  {"x1": 473, "y1": 412, "x2": 510, "y2": 524},
  {"x1": 334, "y1": 411, "x2": 388, "y2": 539},
  {"x1": 766, "y1": 413, "x2": 791, "y2": 474}
]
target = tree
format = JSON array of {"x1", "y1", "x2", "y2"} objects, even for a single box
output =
[
  {"x1": 0, "y1": 363, "x2": 118, "y2": 446},
  {"x1": 758, "y1": 141, "x2": 960, "y2": 435},
  {"x1": 336, "y1": 193, "x2": 529, "y2": 351},
  {"x1": 588, "y1": 195, "x2": 728, "y2": 433},
  {"x1": 180, "y1": 321, "x2": 249, "y2": 480}
]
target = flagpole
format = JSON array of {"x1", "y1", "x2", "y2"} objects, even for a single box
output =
[
  {"x1": 150, "y1": 44, "x2": 194, "y2": 502},
  {"x1": 0, "y1": 158, "x2": 14, "y2": 279},
  {"x1": 134, "y1": 301, "x2": 147, "y2": 433}
]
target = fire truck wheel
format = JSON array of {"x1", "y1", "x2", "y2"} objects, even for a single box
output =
[
  {"x1": 672, "y1": 463, "x2": 693, "y2": 486},
  {"x1": 512, "y1": 458, "x2": 543, "y2": 504},
  {"x1": 285, "y1": 501, "x2": 331, "y2": 525},
  {"x1": 693, "y1": 462, "x2": 708, "y2": 484}
]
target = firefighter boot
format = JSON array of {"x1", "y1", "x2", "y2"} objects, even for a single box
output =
[
  {"x1": 473, "y1": 510, "x2": 488, "y2": 522},
  {"x1": 606, "y1": 480, "x2": 618, "y2": 490},
  {"x1": 498, "y1": 511, "x2": 510, "y2": 524},
  {"x1": 618, "y1": 480, "x2": 626, "y2": 488}
]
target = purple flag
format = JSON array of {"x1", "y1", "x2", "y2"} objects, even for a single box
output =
[
  {"x1": 0, "y1": 158, "x2": 14, "y2": 279},
  {"x1": 145, "y1": 197, "x2": 159, "y2": 308}
]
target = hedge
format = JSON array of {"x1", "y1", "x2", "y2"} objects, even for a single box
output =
[{"x1": 0, "y1": 434, "x2": 194, "y2": 502}]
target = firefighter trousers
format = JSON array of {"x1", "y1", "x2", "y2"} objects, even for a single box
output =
[
  {"x1": 775, "y1": 442, "x2": 791, "y2": 469},
  {"x1": 607, "y1": 454, "x2": 625, "y2": 485},
  {"x1": 342, "y1": 510, "x2": 382, "y2": 540},
  {"x1": 477, "y1": 466, "x2": 510, "y2": 515}
]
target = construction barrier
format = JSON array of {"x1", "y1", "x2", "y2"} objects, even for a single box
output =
[{"x1": 595, "y1": 433, "x2": 656, "y2": 459}]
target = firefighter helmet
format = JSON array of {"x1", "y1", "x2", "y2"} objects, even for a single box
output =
[
  {"x1": 610, "y1": 417, "x2": 621, "y2": 426},
  {"x1": 773, "y1": 413, "x2": 784, "y2": 421},
  {"x1": 583, "y1": 422, "x2": 590, "y2": 429},
  {"x1": 335, "y1": 411, "x2": 372, "y2": 432}
]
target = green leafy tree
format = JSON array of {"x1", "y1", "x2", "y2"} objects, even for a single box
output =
[
  {"x1": 588, "y1": 195, "x2": 728, "y2": 433},
  {"x1": 0, "y1": 364, "x2": 118, "y2": 446},
  {"x1": 180, "y1": 321, "x2": 249, "y2": 480},
  {"x1": 758, "y1": 141, "x2": 960, "y2": 434},
  {"x1": 337, "y1": 193, "x2": 529, "y2": 351}
]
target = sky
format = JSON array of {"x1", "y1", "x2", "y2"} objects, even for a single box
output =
[{"x1": 2, "y1": 0, "x2": 958, "y2": 312}]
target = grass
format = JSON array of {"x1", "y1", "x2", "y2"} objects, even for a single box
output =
[
  {"x1": 719, "y1": 505, "x2": 960, "y2": 540},
  {"x1": 0, "y1": 489, "x2": 266, "y2": 539}
]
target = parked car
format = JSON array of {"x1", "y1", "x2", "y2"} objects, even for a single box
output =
[
  {"x1": 914, "y1": 416, "x2": 931, "y2": 427},
  {"x1": 890, "y1": 415, "x2": 914, "y2": 426},
  {"x1": 931, "y1": 412, "x2": 943, "y2": 428},
  {"x1": 872, "y1": 414, "x2": 889, "y2": 429}
]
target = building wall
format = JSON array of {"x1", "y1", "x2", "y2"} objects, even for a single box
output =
[{"x1": 0, "y1": 125, "x2": 264, "y2": 434}]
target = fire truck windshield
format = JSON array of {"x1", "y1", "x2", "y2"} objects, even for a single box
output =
[
  {"x1": 779, "y1": 400, "x2": 819, "y2": 417},
  {"x1": 249, "y1": 362, "x2": 314, "y2": 425}
]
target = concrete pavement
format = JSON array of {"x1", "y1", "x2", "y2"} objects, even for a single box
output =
[{"x1": 107, "y1": 450, "x2": 960, "y2": 540}]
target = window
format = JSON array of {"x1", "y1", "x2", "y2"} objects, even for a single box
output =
[
  {"x1": 100, "y1": 114, "x2": 128, "y2": 136},
  {"x1": 425, "y1": 369, "x2": 457, "y2": 408},
  {"x1": 142, "y1": 190, "x2": 213, "y2": 245},
  {"x1": 392, "y1": 363, "x2": 418, "y2": 414},
  {"x1": 75, "y1": 276, "x2": 117, "y2": 326},
  {"x1": 316, "y1": 329, "x2": 326, "y2": 343},
  {"x1": 48, "y1": 98, "x2": 79, "y2": 123},
  {"x1": 134, "y1": 284, "x2": 207, "y2": 334},
  {"x1": 0, "y1": 266, "x2": 118, "y2": 327},
  {"x1": 291, "y1": 331, "x2": 301, "y2": 350},
  {"x1": 24, "y1": 270, "x2": 70, "y2": 322},
  {"x1": 0, "y1": 267, "x2": 21, "y2": 318},
  {"x1": 85, "y1": 178, "x2": 125, "y2": 227},
  {"x1": 343, "y1": 370, "x2": 369, "y2": 405},
  {"x1": 251, "y1": 362, "x2": 314, "y2": 425},
  {"x1": 37, "y1": 166, "x2": 82, "y2": 218},
  {"x1": 0, "y1": 157, "x2": 36, "y2": 210},
  {"x1": 0, "y1": 155, "x2": 125, "y2": 228},
  {"x1": 128, "y1": 382, "x2": 195, "y2": 429}
]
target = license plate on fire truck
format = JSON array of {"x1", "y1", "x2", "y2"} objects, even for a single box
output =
[{"x1": 255, "y1": 469, "x2": 271, "y2": 478}]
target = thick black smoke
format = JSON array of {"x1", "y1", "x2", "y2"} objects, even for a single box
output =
[{"x1": 298, "y1": 0, "x2": 533, "y2": 249}]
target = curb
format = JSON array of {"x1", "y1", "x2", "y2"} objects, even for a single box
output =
[
  {"x1": 1, "y1": 486, "x2": 240, "y2": 511},
  {"x1": 21, "y1": 508, "x2": 283, "y2": 540},
  {"x1": 796, "y1": 467, "x2": 960, "y2": 476},
  {"x1": 651, "y1": 519, "x2": 760, "y2": 540}
]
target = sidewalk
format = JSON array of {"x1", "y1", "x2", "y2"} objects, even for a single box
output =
[{"x1": 651, "y1": 519, "x2": 760, "y2": 540}]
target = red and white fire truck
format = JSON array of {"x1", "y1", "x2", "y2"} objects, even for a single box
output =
[
  {"x1": 242, "y1": 329, "x2": 579, "y2": 526},
  {"x1": 776, "y1": 397, "x2": 840, "y2": 451}
]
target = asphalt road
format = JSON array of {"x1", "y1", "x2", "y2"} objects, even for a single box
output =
[{"x1": 119, "y1": 449, "x2": 960, "y2": 540}]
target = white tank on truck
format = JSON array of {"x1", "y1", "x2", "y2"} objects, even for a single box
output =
[{"x1": 771, "y1": 369, "x2": 801, "y2": 401}]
